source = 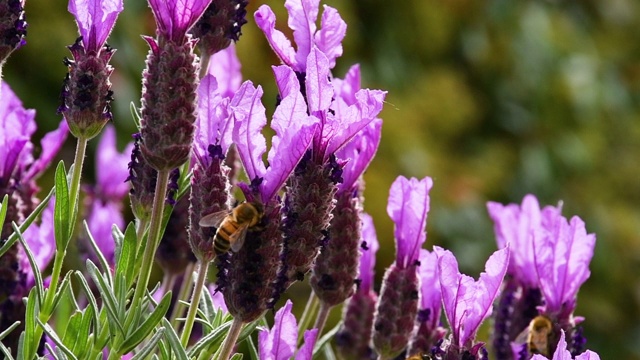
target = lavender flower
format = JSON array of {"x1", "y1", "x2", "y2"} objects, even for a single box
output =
[
  {"x1": 60, "y1": 0, "x2": 122, "y2": 139},
  {"x1": 0, "y1": 0, "x2": 27, "y2": 69},
  {"x1": 530, "y1": 331, "x2": 600, "y2": 360},
  {"x1": 372, "y1": 176, "x2": 432, "y2": 359},
  {"x1": 335, "y1": 213, "x2": 379, "y2": 360},
  {"x1": 191, "y1": 0, "x2": 248, "y2": 56},
  {"x1": 218, "y1": 78, "x2": 317, "y2": 322},
  {"x1": 139, "y1": 0, "x2": 211, "y2": 171},
  {"x1": 435, "y1": 246, "x2": 509, "y2": 360},
  {"x1": 408, "y1": 249, "x2": 447, "y2": 357},
  {"x1": 83, "y1": 125, "x2": 133, "y2": 262},
  {"x1": 189, "y1": 73, "x2": 234, "y2": 261},
  {"x1": 258, "y1": 300, "x2": 318, "y2": 360}
]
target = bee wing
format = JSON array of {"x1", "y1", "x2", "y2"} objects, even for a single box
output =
[
  {"x1": 229, "y1": 224, "x2": 250, "y2": 252},
  {"x1": 199, "y1": 210, "x2": 230, "y2": 228}
]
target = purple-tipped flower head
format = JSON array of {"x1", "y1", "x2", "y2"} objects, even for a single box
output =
[
  {"x1": 258, "y1": 300, "x2": 318, "y2": 360},
  {"x1": 139, "y1": 0, "x2": 212, "y2": 171},
  {"x1": 530, "y1": 331, "x2": 600, "y2": 360},
  {"x1": 372, "y1": 176, "x2": 432, "y2": 359},
  {"x1": 191, "y1": 0, "x2": 248, "y2": 56},
  {"x1": 335, "y1": 213, "x2": 379, "y2": 360},
  {"x1": 436, "y1": 246, "x2": 509, "y2": 358},
  {"x1": 0, "y1": 0, "x2": 27, "y2": 65},
  {"x1": 60, "y1": 0, "x2": 122, "y2": 139}
]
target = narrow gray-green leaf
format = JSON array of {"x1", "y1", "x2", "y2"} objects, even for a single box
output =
[
  {"x1": 23, "y1": 288, "x2": 39, "y2": 358},
  {"x1": 246, "y1": 334, "x2": 259, "y2": 360},
  {"x1": 119, "y1": 291, "x2": 172, "y2": 354},
  {"x1": 44, "y1": 343, "x2": 61, "y2": 360},
  {"x1": 161, "y1": 318, "x2": 189, "y2": 360},
  {"x1": 0, "y1": 321, "x2": 20, "y2": 341},
  {"x1": 53, "y1": 161, "x2": 70, "y2": 250},
  {"x1": 38, "y1": 319, "x2": 78, "y2": 360},
  {"x1": 62, "y1": 311, "x2": 83, "y2": 351},
  {"x1": 0, "y1": 187, "x2": 53, "y2": 258},
  {"x1": 230, "y1": 354, "x2": 243, "y2": 360},
  {"x1": 50, "y1": 271, "x2": 73, "y2": 315},
  {"x1": 187, "y1": 321, "x2": 231, "y2": 357},
  {"x1": 86, "y1": 261, "x2": 123, "y2": 335},
  {"x1": 129, "y1": 328, "x2": 165, "y2": 360},
  {"x1": 322, "y1": 343, "x2": 337, "y2": 360},
  {"x1": 0, "y1": 339, "x2": 14, "y2": 360},
  {"x1": 312, "y1": 321, "x2": 342, "y2": 356},
  {"x1": 115, "y1": 222, "x2": 137, "y2": 289},
  {"x1": 83, "y1": 221, "x2": 112, "y2": 285},
  {"x1": 72, "y1": 306, "x2": 94, "y2": 357},
  {"x1": 0, "y1": 195, "x2": 8, "y2": 228},
  {"x1": 13, "y1": 222, "x2": 43, "y2": 304},
  {"x1": 74, "y1": 271, "x2": 100, "y2": 334}
]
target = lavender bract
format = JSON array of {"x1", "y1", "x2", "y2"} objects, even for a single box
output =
[
  {"x1": 530, "y1": 331, "x2": 600, "y2": 360},
  {"x1": 191, "y1": 0, "x2": 248, "y2": 56},
  {"x1": 258, "y1": 300, "x2": 318, "y2": 360}
]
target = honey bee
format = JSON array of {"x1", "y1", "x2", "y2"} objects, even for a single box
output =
[
  {"x1": 199, "y1": 201, "x2": 264, "y2": 255},
  {"x1": 527, "y1": 315, "x2": 554, "y2": 356}
]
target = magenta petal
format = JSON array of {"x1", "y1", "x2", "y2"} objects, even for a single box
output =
[
  {"x1": 359, "y1": 212, "x2": 379, "y2": 293},
  {"x1": 96, "y1": 125, "x2": 133, "y2": 199},
  {"x1": 332, "y1": 64, "x2": 361, "y2": 105},
  {"x1": 254, "y1": 5, "x2": 298, "y2": 70},
  {"x1": 285, "y1": 0, "x2": 319, "y2": 68},
  {"x1": 207, "y1": 44, "x2": 242, "y2": 99},
  {"x1": 314, "y1": 5, "x2": 346, "y2": 69},
  {"x1": 259, "y1": 300, "x2": 297, "y2": 360},
  {"x1": 388, "y1": 176, "x2": 433, "y2": 268},
  {"x1": 68, "y1": 0, "x2": 124, "y2": 50},
  {"x1": 195, "y1": 75, "x2": 232, "y2": 157},
  {"x1": 24, "y1": 120, "x2": 69, "y2": 183},
  {"x1": 418, "y1": 249, "x2": 441, "y2": 327},
  {"x1": 305, "y1": 47, "x2": 333, "y2": 113},
  {"x1": 295, "y1": 329, "x2": 318, "y2": 360},
  {"x1": 148, "y1": 0, "x2": 211, "y2": 40},
  {"x1": 230, "y1": 81, "x2": 267, "y2": 182},
  {"x1": 87, "y1": 200, "x2": 124, "y2": 261},
  {"x1": 337, "y1": 118, "x2": 382, "y2": 192}
]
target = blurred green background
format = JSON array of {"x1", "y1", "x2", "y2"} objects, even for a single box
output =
[{"x1": 4, "y1": 0, "x2": 640, "y2": 358}]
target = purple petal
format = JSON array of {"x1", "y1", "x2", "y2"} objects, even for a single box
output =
[
  {"x1": 87, "y1": 200, "x2": 124, "y2": 261},
  {"x1": 230, "y1": 81, "x2": 267, "y2": 183},
  {"x1": 68, "y1": 0, "x2": 124, "y2": 50},
  {"x1": 295, "y1": 329, "x2": 319, "y2": 360},
  {"x1": 418, "y1": 249, "x2": 441, "y2": 328},
  {"x1": 0, "y1": 81, "x2": 37, "y2": 181},
  {"x1": 535, "y1": 212, "x2": 595, "y2": 316},
  {"x1": 336, "y1": 118, "x2": 381, "y2": 192},
  {"x1": 285, "y1": 0, "x2": 319, "y2": 68},
  {"x1": 22, "y1": 198, "x2": 56, "y2": 288},
  {"x1": 207, "y1": 44, "x2": 242, "y2": 99},
  {"x1": 264, "y1": 70, "x2": 317, "y2": 200},
  {"x1": 96, "y1": 125, "x2": 133, "y2": 199},
  {"x1": 259, "y1": 300, "x2": 297, "y2": 360},
  {"x1": 194, "y1": 75, "x2": 232, "y2": 158},
  {"x1": 148, "y1": 0, "x2": 211, "y2": 40},
  {"x1": 323, "y1": 88, "x2": 386, "y2": 159},
  {"x1": 314, "y1": 5, "x2": 346, "y2": 69},
  {"x1": 359, "y1": 212, "x2": 379, "y2": 293},
  {"x1": 305, "y1": 47, "x2": 333, "y2": 114},
  {"x1": 436, "y1": 246, "x2": 509, "y2": 347},
  {"x1": 24, "y1": 121, "x2": 69, "y2": 184},
  {"x1": 388, "y1": 176, "x2": 433, "y2": 268},
  {"x1": 332, "y1": 64, "x2": 361, "y2": 105},
  {"x1": 254, "y1": 5, "x2": 298, "y2": 70}
]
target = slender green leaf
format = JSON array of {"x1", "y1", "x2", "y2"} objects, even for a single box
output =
[
  {"x1": 161, "y1": 318, "x2": 189, "y2": 360},
  {"x1": 74, "y1": 271, "x2": 100, "y2": 335},
  {"x1": 16, "y1": 332, "x2": 24, "y2": 360},
  {"x1": 69, "y1": 306, "x2": 94, "y2": 357},
  {"x1": 0, "y1": 186, "x2": 53, "y2": 258},
  {"x1": 54, "y1": 347, "x2": 70, "y2": 360},
  {"x1": 44, "y1": 343, "x2": 61, "y2": 360},
  {"x1": 322, "y1": 343, "x2": 337, "y2": 360},
  {"x1": 53, "y1": 161, "x2": 70, "y2": 250},
  {"x1": 246, "y1": 334, "x2": 259, "y2": 360},
  {"x1": 187, "y1": 321, "x2": 231, "y2": 357},
  {"x1": 230, "y1": 354, "x2": 243, "y2": 360},
  {"x1": 0, "y1": 339, "x2": 14, "y2": 360},
  {"x1": 119, "y1": 291, "x2": 172, "y2": 354},
  {"x1": 158, "y1": 338, "x2": 170, "y2": 360},
  {"x1": 83, "y1": 221, "x2": 112, "y2": 285},
  {"x1": 86, "y1": 261, "x2": 124, "y2": 336},
  {"x1": 129, "y1": 102, "x2": 141, "y2": 130},
  {"x1": 0, "y1": 321, "x2": 20, "y2": 341},
  {"x1": 115, "y1": 222, "x2": 137, "y2": 289},
  {"x1": 0, "y1": 195, "x2": 8, "y2": 227},
  {"x1": 23, "y1": 287, "x2": 39, "y2": 358},
  {"x1": 38, "y1": 319, "x2": 78, "y2": 360},
  {"x1": 12, "y1": 222, "x2": 44, "y2": 304},
  {"x1": 312, "y1": 321, "x2": 342, "y2": 356},
  {"x1": 129, "y1": 328, "x2": 165, "y2": 360},
  {"x1": 50, "y1": 271, "x2": 73, "y2": 316},
  {"x1": 62, "y1": 311, "x2": 83, "y2": 352}
]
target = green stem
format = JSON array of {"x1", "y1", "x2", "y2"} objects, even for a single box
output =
[
  {"x1": 217, "y1": 317, "x2": 244, "y2": 360},
  {"x1": 297, "y1": 292, "x2": 320, "y2": 346},
  {"x1": 68, "y1": 136, "x2": 88, "y2": 235},
  {"x1": 170, "y1": 262, "x2": 196, "y2": 329},
  {"x1": 180, "y1": 260, "x2": 209, "y2": 347},
  {"x1": 199, "y1": 52, "x2": 211, "y2": 79},
  {"x1": 313, "y1": 301, "x2": 333, "y2": 337},
  {"x1": 126, "y1": 169, "x2": 170, "y2": 328}
]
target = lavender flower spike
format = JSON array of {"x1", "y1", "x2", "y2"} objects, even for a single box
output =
[
  {"x1": 61, "y1": 0, "x2": 122, "y2": 139},
  {"x1": 372, "y1": 176, "x2": 432, "y2": 359},
  {"x1": 535, "y1": 210, "x2": 596, "y2": 325},
  {"x1": 0, "y1": 0, "x2": 27, "y2": 67},
  {"x1": 258, "y1": 300, "x2": 319, "y2": 360},
  {"x1": 436, "y1": 246, "x2": 509, "y2": 359},
  {"x1": 530, "y1": 331, "x2": 600, "y2": 360},
  {"x1": 191, "y1": 0, "x2": 248, "y2": 56},
  {"x1": 336, "y1": 213, "x2": 379, "y2": 360},
  {"x1": 255, "y1": 0, "x2": 347, "y2": 72},
  {"x1": 139, "y1": 0, "x2": 212, "y2": 171}
]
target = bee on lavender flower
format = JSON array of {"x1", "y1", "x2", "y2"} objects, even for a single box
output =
[
  {"x1": 199, "y1": 201, "x2": 264, "y2": 255},
  {"x1": 526, "y1": 315, "x2": 554, "y2": 356}
]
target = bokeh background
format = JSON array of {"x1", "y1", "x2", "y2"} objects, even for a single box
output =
[{"x1": 4, "y1": 0, "x2": 640, "y2": 358}]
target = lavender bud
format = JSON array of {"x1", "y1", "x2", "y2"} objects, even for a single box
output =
[
  {"x1": 191, "y1": 0, "x2": 248, "y2": 55},
  {"x1": 127, "y1": 133, "x2": 157, "y2": 221},
  {"x1": 335, "y1": 290, "x2": 378, "y2": 360},
  {"x1": 0, "y1": 0, "x2": 26, "y2": 65}
]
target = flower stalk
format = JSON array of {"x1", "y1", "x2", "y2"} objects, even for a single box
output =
[{"x1": 180, "y1": 260, "x2": 209, "y2": 346}]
